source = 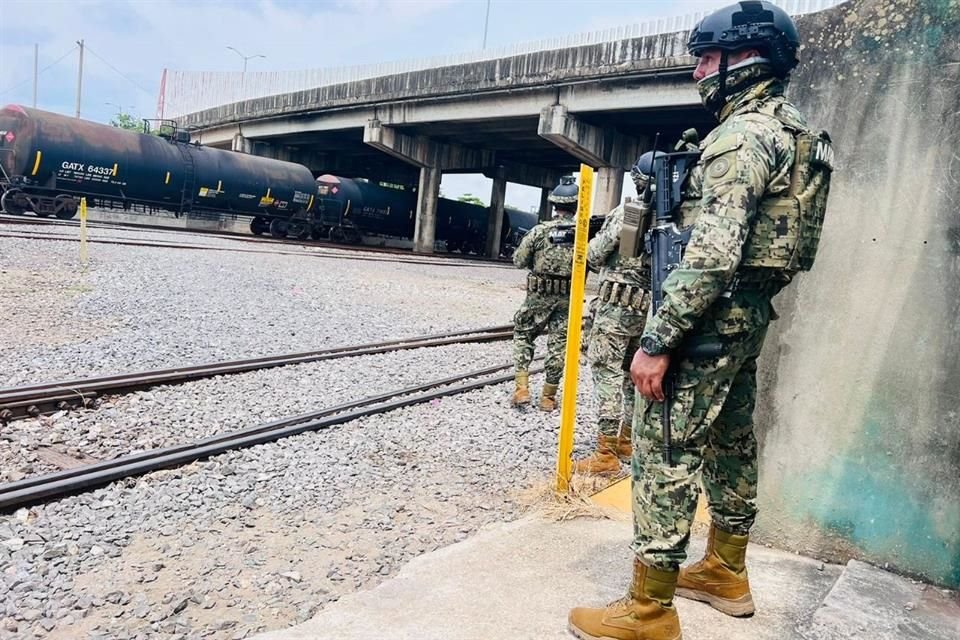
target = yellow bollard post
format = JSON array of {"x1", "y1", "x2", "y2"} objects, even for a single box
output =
[
  {"x1": 79, "y1": 197, "x2": 88, "y2": 269},
  {"x1": 555, "y1": 164, "x2": 594, "y2": 493}
]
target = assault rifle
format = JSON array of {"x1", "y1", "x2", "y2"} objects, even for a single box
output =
[
  {"x1": 549, "y1": 214, "x2": 606, "y2": 245},
  {"x1": 645, "y1": 149, "x2": 724, "y2": 466}
]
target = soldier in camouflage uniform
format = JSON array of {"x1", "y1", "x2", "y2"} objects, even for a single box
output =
[
  {"x1": 572, "y1": 161, "x2": 657, "y2": 476},
  {"x1": 569, "y1": 3, "x2": 833, "y2": 639},
  {"x1": 511, "y1": 176, "x2": 579, "y2": 411}
]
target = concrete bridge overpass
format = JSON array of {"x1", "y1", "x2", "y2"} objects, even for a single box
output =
[{"x1": 177, "y1": 0, "x2": 843, "y2": 256}]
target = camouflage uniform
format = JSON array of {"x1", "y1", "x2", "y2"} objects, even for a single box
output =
[
  {"x1": 586, "y1": 205, "x2": 651, "y2": 440},
  {"x1": 511, "y1": 211, "x2": 575, "y2": 385},
  {"x1": 568, "y1": 5, "x2": 832, "y2": 638},
  {"x1": 632, "y1": 66, "x2": 829, "y2": 569}
]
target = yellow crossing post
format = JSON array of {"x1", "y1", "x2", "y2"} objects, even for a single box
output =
[
  {"x1": 79, "y1": 197, "x2": 88, "y2": 269},
  {"x1": 556, "y1": 164, "x2": 594, "y2": 492}
]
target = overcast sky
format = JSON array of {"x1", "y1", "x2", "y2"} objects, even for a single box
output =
[{"x1": 0, "y1": 0, "x2": 734, "y2": 211}]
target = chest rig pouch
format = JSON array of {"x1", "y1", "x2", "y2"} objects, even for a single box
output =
[{"x1": 741, "y1": 104, "x2": 835, "y2": 273}]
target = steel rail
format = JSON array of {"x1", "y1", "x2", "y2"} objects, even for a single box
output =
[
  {"x1": 0, "y1": 361, "x2": 544, "y2": 510},
  {"x1": 0, "y1": 229, "x2": 513, "y2": 268},
  {"x1": 0, "y1": 324, "x2": 514, "y2": 421},
  {"x1": 0, "y1": 213, "x2": 513, "y2": 264}
]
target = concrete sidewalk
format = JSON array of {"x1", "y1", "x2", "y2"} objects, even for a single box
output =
[{"x1": 254, "y1": 515, "x2": 846, "y2": 640}]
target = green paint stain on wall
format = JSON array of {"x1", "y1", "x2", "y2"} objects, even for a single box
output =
[{"x1": 793, "y1": 411, "x2": 960, "y2": 588}]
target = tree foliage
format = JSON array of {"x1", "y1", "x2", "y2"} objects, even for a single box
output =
[
  {"x1": 109, "y1": 113, "x2": 143, "y2": 131},
  {"x1": 457, "y1": 193, "x2": 485, "y2": 206},
  {"x1": 109, "y1": 113, "x2": 161, "y2": 135}
]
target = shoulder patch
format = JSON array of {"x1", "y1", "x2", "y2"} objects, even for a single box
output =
[
  {"x1": 701, "y1": 133, "x2": 744, "y2": 163},
  {"x1": 709, "y1": 157, "x2": 732, "y2": 179}
]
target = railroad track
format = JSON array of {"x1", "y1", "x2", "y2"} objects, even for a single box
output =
[
  {"x1": 0, "y1": 359, "x2": 544, "y2": 511},
  {"x1": 0, "y1": 229, "x2": 512, "y2": 269},
  {"x1": 0, "y1": 324, "x2": 514, "y2": 422},
  {"x1": 0, "y1": 213, "x2": 514, "y2": 266}
]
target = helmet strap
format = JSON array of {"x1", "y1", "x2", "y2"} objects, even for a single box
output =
[{"x1": 718, "y1": 50, "x2": 730, "y2": 104}]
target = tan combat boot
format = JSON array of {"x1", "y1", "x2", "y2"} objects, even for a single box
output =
[
  {"x1": 676, "y1": 525, "x2": 755, "y2": 617},
  {"x1": 511, "y1": 371, "x2": 531, "y2": 407},
  {"x1": 571, "y1": 435, "x2": 622, "y2": 476},
  {"x1": 539, "y1": 383, "x2": 559, "y2": 411},
  {"x1": 568, "y1": 559, "x2": 683, "y2": 640},
  {"x1": 616, "y1": 421, "x2": 632, "y2": 461}
]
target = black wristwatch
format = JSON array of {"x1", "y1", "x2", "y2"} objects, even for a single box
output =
[{"x1": 640, "y1": 335, "x2": 669, "y2": 357}]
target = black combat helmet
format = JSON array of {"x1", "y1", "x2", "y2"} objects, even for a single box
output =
[
  {"x1": 687, "y1": 1, "x2": 800, "y2": 78},
  {"x1": 630, "y1": 150, "x2": 665, "y2": 193},
  {"x1": 548, "y1": 175, "x2": 579, "y2": 210},
  {"x1": 632, "y1": 150, "x2": 666, "y2": 180}
]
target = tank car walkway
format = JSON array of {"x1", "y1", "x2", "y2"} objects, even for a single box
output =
[{"x1": 252, "y1": 515, "x2": 959, "y2": 640}]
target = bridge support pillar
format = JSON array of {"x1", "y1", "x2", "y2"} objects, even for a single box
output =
[
  {"x1": 414, "y1": 166, "x2": 441, "y2": 254},
  {"x1": 486, "y1": 172, "x2": 507, "y2": 258},
  {"x1": 364, "y1": 118, "x2": 494, "y2": 255},
  {"x1": 231, "y1": 133, "x2": 252, "y2": 154},
  {"x1": 538, "y1": 104, "x2": 642, "y2": 215},
  {"x1": 538, "y1": 188, "x2": 552, "y2": 222},
  {"x1": 594, "y1": 167, "x2": 624, "y2": 218}
]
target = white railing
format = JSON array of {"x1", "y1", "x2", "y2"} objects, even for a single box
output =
[{"x1": 162, "y1": 0, "x2": 845, "y2": 120}]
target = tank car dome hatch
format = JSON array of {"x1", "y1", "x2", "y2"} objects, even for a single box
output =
[
  {"x1": 316, "y1": 174, "x2": 342, "y2": 196},
  {"x1": 1, "y1": 104, "x2": 28, "y2": 117}
]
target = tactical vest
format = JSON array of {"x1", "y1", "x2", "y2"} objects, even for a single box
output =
[
  {"x1": 736, "y1": 100, "x2": 834, "y2": 274},
  {"x1": 532, "y1": 220, "x2": 575, "y2": 278}
]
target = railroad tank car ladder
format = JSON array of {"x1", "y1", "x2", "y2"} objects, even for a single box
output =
[{"x1": 175, "y1": 143, "x2": 196, "y2": 216}]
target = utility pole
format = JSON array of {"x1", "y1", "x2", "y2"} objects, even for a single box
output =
[
  {"x1": 32, "y1": 44, "x2": 38, "y2": 108},
  {"x1": 75, "y1": 39, "x2": 85, "y2": 118},
  {"x1": 482, "y1": 0, "x2": 491, "y2": 49}
]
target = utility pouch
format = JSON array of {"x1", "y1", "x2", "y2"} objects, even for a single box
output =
[{"x1": 619, "y1": 199, "x2": 650, "y2": 259}]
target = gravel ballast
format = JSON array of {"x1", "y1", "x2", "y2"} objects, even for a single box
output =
[
  {"x1": 0, "y1": 233, "x2": 522, "y2": 387},
  {"x1": 0, "y1": 373, "x2": 603, "y2": 640},
  {"x1": 0, "y1": 231, "x2": 610, "y2": 640},
  {"x1": 0, "y1": 340, "x2": 515, "y2": 483}
]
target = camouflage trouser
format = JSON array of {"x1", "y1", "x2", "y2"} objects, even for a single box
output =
[
  {"x1": 581, "y1": 297, "x2": 599, "y2": 354},
  {"x1": 631, "y1": 316, "x2": 769, "y2": 571},
  {"x1": 512, "y1": 291, "x2": 569, "y2": 384},
  {"x1": 587, "y1": 295, "x2": 649, "y2": 438}
]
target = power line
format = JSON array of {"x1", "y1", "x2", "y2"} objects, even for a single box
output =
[
  {"x1": 0, "y1": 46, "x2": 79, "y2": 97},
  {"x1": 84, "y1": 45, "x2": 156, "y2": 98}
]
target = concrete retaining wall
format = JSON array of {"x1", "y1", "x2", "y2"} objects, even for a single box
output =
[{"x1": 753, "y1": 0, "x2": 960, "y2": 588}]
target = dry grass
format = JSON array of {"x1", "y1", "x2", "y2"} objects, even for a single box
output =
[{"x1": 514, "y1": 472, "x2": 631, "y2": 522}]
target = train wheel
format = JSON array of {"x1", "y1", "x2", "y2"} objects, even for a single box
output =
[
  {"x1": 250, "y1": 217, "x2": 267, "y2": 235},
  {"x1": 329, "y1": 226, "x2": 353, "y2": 243},
  {"x1": 54, "y1": 195, "x2": 78, "y2": 220},
  {"x1": 0, "y1": 189, "x2": 28, "y2": 215},
  {"x1": 287, "y1": 220, "x2": 309, "y2": 240},
  {"x1": 269, "y1": 218, "x2": 289, "y2": 239}
]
